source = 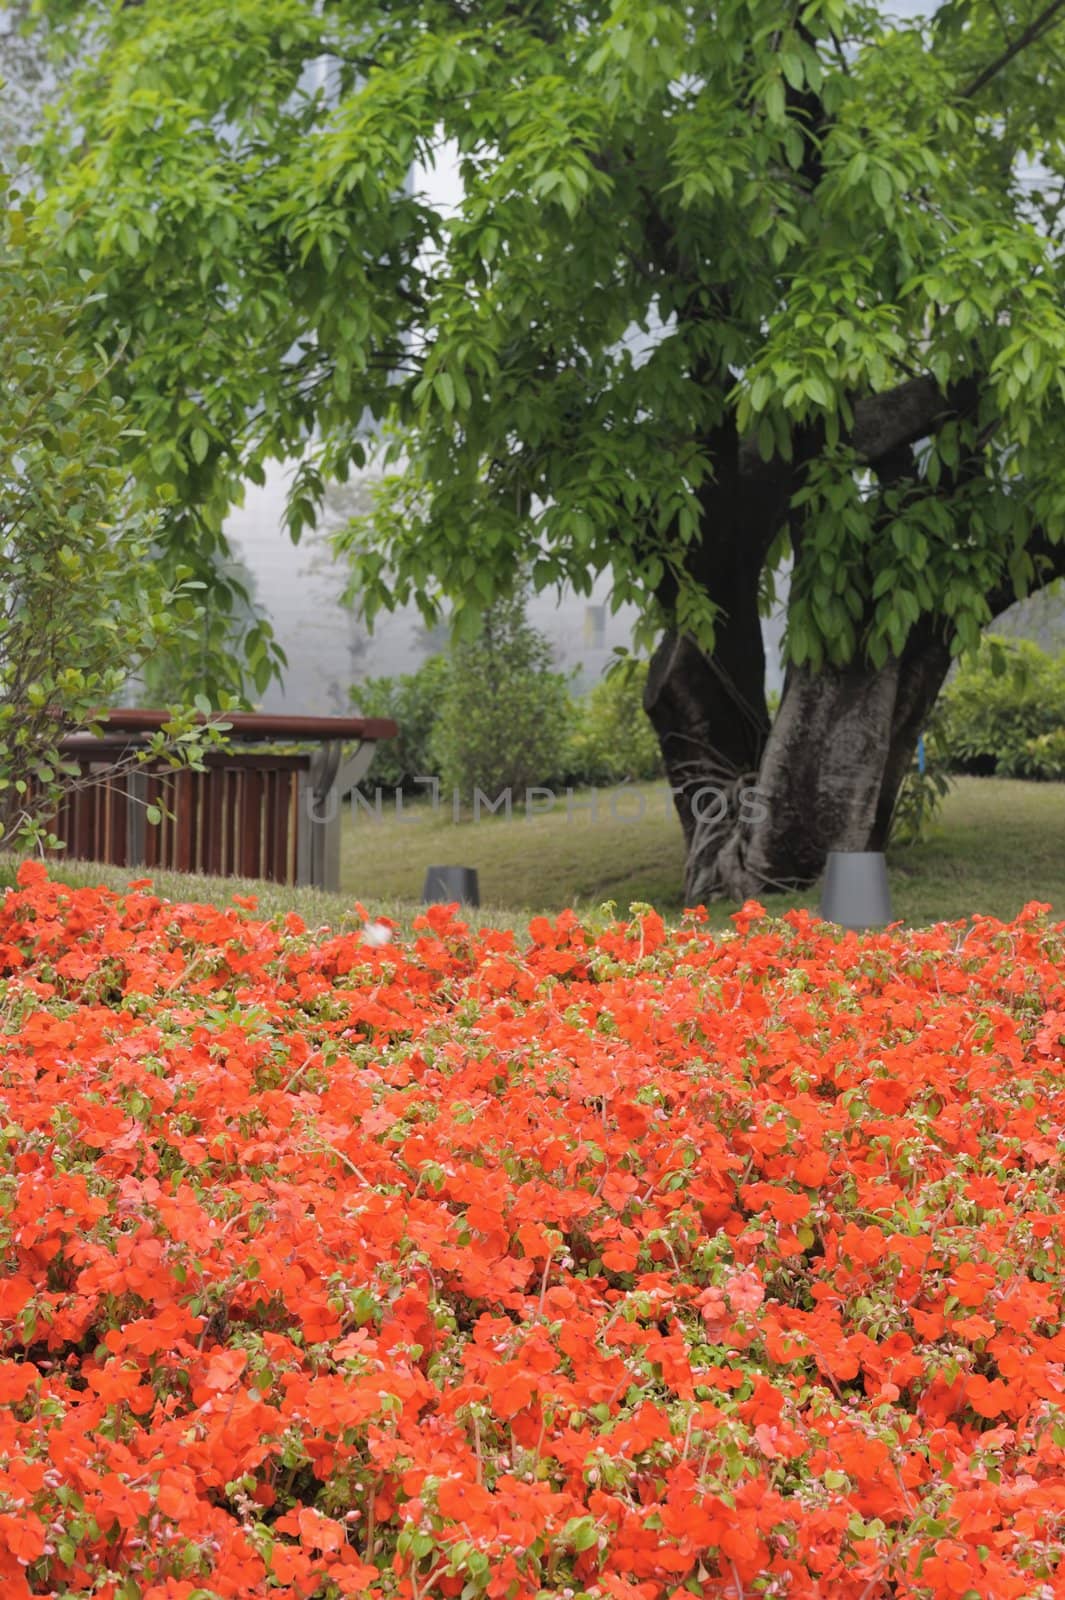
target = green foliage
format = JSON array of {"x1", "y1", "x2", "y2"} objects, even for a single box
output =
[
  {"x1": 889, "y1": 750, "x2": 954, "y2": 847},
  {"x1": 349, "y1": 655, "x2": 450, "y2": 793},
  {"x1": 429, "y1": 594, "x2": 573, "y2": 802},
  {"x1": 133, "y1": 578, "x2": 283, "y2": 708},
  {"x1": 933, "y1": 637, "x2": 1065, "y2": 778},
  {"x1": 352, "y1": 649, "x2": 663, "y2": 796},
  {"x1": 25, "y1": 0, "x2": 1065, "y2": 683},
  {"x1": 565, "y1": 659, "x2": 663, "y2": 787},
  {"x1": 0, "y1": 190, "x2": 235, "y2": 854},
  {"x1": 1020, "y1": 727, "x2": 1065, "y2": 780}
]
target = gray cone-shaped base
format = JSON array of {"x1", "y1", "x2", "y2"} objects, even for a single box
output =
[
  {"x1": 422, "y1": 865, "x2": 480, "y2": 908},
  {"x1": 819, "y1": 850, "x2": 892, "y2": 930}
]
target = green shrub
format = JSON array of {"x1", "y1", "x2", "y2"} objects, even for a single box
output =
[
  {"x1": 889, "y1": 746, "x2": 954, "y2": 845},
  {"x1": 430, "y1": 593, "x2": 573, "y2": 802},
  {"x1": 1018, "y1": 727, "x2": 1065, "y2": 780},
  {"x1": 933, "y1": 636, "x2": 1065, "y2": 779},
  {"x1": 1, "y1": 194, "x2": 229, "y2": 854},
  {"x1": 565, "y1": 660, "x2": 663, "y2": 786},
  {"x1": 349, "y1": 654, "x2": 449, "y2": 793}
]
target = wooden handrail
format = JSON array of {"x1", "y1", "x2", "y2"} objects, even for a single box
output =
[{"x1": 71, "y1": 708, "x2": 399, "y2": 743}]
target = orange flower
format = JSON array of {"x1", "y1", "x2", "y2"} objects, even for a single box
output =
[{"x1": 2, "y1": 867, "x2": 1065, "y2": 1598}]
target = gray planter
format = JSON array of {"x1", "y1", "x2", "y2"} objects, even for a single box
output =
[
  {"x1": 422, "y1": 865, "x2": 480, "y2": 907},
  {"x1": 819, "y1": 850, "x2": 892, "y2": 930}
]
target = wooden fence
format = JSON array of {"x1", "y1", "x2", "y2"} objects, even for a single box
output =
[{"x1": 45, "y1": 710, "x2": 397, "y2": 892}]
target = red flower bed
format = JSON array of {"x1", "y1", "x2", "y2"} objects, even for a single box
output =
[{"x1": 1, "y1": 861, "x2": 1064, "y2": 1600}]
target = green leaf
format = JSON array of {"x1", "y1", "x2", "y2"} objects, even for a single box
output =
[
  {"x1": 764, "y1": 77, "x2": 786, "y2": 123},
  {"x1": 844, "y1": 151, "x2": 869, "y2": 187},
  {"x1": 780, "y1": 50, "x2": 805, "y2": 91},
  {"x1": 750, "y1": 373, "x2": 772, "y2": 413},
  {"x1": 564, "y1": 1517, "x2": 600, "y2": 1553}
]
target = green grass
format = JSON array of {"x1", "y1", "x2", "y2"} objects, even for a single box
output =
[
  {"x1": 342, "y1": 776, "x2": 1065, "y2": 929},
  {"x1": 0, "y1": 855, "x2": 535, "y2": 940},
  {"x1": 877, "y1": 777, "x2": 1065, "y2": 926},
  {"x1": 343, "y1": 781, "x2": 687, "y2": 921},
  {"x1": 3, "y1": 776, "x2": 1063, "y2": 936}
]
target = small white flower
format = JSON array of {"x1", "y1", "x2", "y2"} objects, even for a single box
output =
[{"x1": 362, "y1": 921, "x2": 392, "y2": 947}]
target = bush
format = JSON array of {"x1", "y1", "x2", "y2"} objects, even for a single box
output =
[
  {"x1": 350, "y1": 655, "x2": 450, "y2": 793},
  {"x1": 1, "y1": 192, "x2": 228, "y2": 853},
  {"x1": 1018, "y1": 726, "x2": 1065, "y2": 780},
  {"x1": 933, "y1": 636, "x2": 1065, "y2": 779},
  {"x1": 352, "y1": 647, "x2": 666, "y2": 800},
  {"x1": 564, "y1": 659, "x2": 663, "y2": 786},
  {"x1": 430, "y1": 593, "x2": 573, "y2": 802}
]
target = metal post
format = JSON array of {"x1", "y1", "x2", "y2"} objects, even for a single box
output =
[
  {"x1": 307, "y1": 742, "x2": 342, "y2": 891},
  {"x1": 126, "y1": 769, "x2": 148, "y2": 867},
  {"x1": 295, "y1": 769, "x2": 314, "y2": 886}
]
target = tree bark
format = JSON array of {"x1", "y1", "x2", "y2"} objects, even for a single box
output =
[
  {"x1": 869, "y1": 618, "x2": 955, "y2": 849},
  {"x1": 713, "y1": 657, "x2": 901, "y2": 900},
  {"x1": 645, "y1": 487, "x2": 963, "y2": 906},
  {"x1": 651, "y1": 625, "x2": 954, "y2": 906},
  {"x1": 644, "y1": 626, "x2": 768, "y2": 891},
  {"x1": 641, "y1": 365, "x2": 1065, "y2": 905},
  {"x1": 710, "y1": 633, "x2": 955, "y2": 901},
  {"x1": 643, "y1": 423, "x2": 791, "y2": 898}
]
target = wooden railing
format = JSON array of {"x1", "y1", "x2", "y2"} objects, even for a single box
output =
[{"x1": 46, "y1": 710, "x2": 397, "y2": 892}]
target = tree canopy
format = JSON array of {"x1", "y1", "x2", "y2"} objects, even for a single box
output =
[
  {"x1": 21, "y1": 0, "x2": 1065, "y2": 893},
  {"x1": 29, "y1": 0, "x2": 1065, "y2": 653}
]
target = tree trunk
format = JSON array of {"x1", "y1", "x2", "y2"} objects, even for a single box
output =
[
  {"x1": 643, "y1": 445, "x2": 779, "y2": 896},
  {"x1": 641, "y1": 378, "x2": 996, "y2": 906},
  {"x1": 869, "y1": 618, "x2": 955, "y2": 850},
  {"x1": 648, "y1": 613, "x2": 956, "y2": 907},
  {"x1": 714, "y1": 630, "x2": 953, "y2": 901},
  {"x1": 644, "y1": 617, "x2": 768, "y2": 859},
  {"x1": 714, "y1": 656, "x2": 903, "y2": 900}
]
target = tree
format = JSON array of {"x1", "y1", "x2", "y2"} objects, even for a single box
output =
[
  {"x1": 430, "y1": 590, "x2": 573, "y2": 803},
  {"x1": 28, "y1": 0, "x2": 1065, "y2": 900},
  {"x1": 0, "y1": 0, "x2": 283, "y2": 714},
  {"x1": 0, "y1": 188, "x2": 233, "y2": 854}
]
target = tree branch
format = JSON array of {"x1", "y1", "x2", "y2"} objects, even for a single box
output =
[
  {"x1": 849, "y1": 373, "x2": 980, "y2": 459},
  {"x1": 960, "y1": 0, "x2": 1065, "y2": 98},
  {"x1": 738, "y1": 373, "x2": 981, "y2": 480}
]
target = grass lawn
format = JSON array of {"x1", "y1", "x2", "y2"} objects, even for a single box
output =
[
  {"x1": 3, "y1": 775, "x2": 1062, "y2": 936},
  {"x1": 339, "y1": 775, "x2": 1065, "y2": 929}
]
